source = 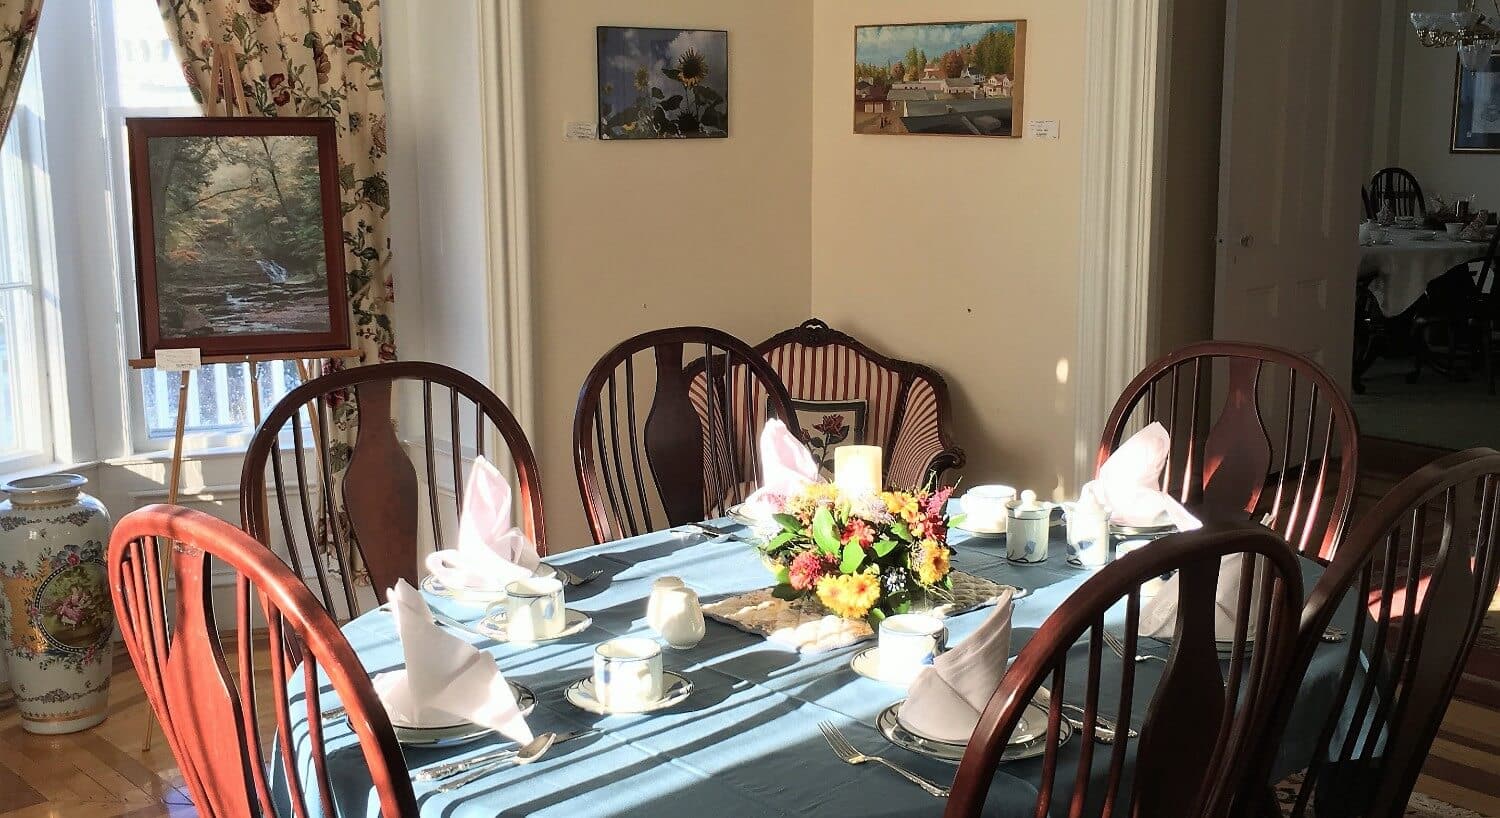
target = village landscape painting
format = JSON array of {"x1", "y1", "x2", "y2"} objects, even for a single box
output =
[
  {"x1": 127, "y1": 117, "x2": 350, "y2": 358},
  {"x1": 854, "y1": 21, "x2": 1026, "y2": 137},
  {"x1": 598, "y1": 27, "x2": 729, "y2": 140}
]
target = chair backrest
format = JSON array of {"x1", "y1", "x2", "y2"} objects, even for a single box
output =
[
  {"x1": 242, "y1": 360, "x2": 545, "y2": 618},
  {"x1": 1098, "y1": 341, "x2": 1360, "y2": 561},
  {"x1": 947, "y1": 523, "x2": 1303, "y2": 818},
  {"x1": 1369, "y1": 167, "x2": 1427, "y2": 219},
  {"x1": 1246, "y1": 448, "x2": 1500, "y2": 818},
  {"x1": 574, "y1": 326, "x2": 796, "y2": 544},
  {"x1": 755, "y1": 318, "x2": 964, "y2": 489},
  {"x1": 1361, "y1": 186, "x2": 1375, "y2": 220},
  {"x1": 1475, "y1": 223, "x2": 1500, "y2": 297},
  {"x1": 108, "y1": 505, "x2": 416, "y2": 818}
]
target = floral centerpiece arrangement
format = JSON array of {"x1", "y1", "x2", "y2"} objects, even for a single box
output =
[{"x1": 759, "y1": 483, "x2": 957, "y2": 626}]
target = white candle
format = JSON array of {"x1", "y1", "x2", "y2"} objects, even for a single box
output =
[{"x1": 834, "y1": 446, "x2": 883, "y2": 497}]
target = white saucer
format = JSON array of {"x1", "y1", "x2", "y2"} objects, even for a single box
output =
[
  {"x1": 954, "y1": 524, "x2": 1005, "y2": 539},
  {"x1": 879, "y1": 690, "x2": 1071, "y2": 764},
  {"x1": 476, "y1": 607, "x2": 592, "y2": 644},
  {"x1": 849, "y1": 647, "x2": 929, "y2": 688},
  {"x1": 563, "y1": 671, "x2": 694, "y2": 715},
  {"x1": 391, "y1": 681, "x2": 536, "y2": 747},
  {"x1": 421, "y1": 564, "x2": 558, "y2": 605}
]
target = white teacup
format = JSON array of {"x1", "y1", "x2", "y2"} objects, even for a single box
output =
[
  {"x1": 960, "y1": 485, "x2": 1016, "y2": 532},
  {"x1": 502, "y1": 577, "x2": 565, "y2": 641},
  {"x1": 878, "y1": 613, "x2": 947, "y2": 680},
  {"x1": 593, "y1": 638, "x2": 664, "y2": 711}
]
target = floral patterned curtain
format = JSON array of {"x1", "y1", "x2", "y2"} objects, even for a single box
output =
[
  {"x1": 158, "y1": 0, "x2": 395, "y2": 570},
  {"x1": 0, "y1": 0, "x2": 43, "y2": 147}
]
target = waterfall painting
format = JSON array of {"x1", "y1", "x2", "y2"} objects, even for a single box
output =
[{"x1": 126, "y1": 117, "x2": 350, "y2": 359}]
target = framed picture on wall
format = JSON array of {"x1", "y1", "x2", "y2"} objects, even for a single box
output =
[
  {"x1": 853, "y1": 21, "x2": 1027, "y2": 137},
  {"x1": 597, "y1": 26, "x2": 729, "y2": 140},
  {"x1": 126, "y1": 116, "x2": 351, "y2": 359},
  {"x1": 1452, "y1": 51, "x2": 1500, "y2": 153}
]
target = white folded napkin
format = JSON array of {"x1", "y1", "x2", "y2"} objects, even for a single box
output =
[
  {"x1": 900, "y1": 588, "x2": 1016, "y2": 744},
  {"x1": 1088, "y1": 423, "x2": 1202, "y2": 532},
  {"x1": 1139, "y1": 553, "x2": 1260, "y2": 641},
  {"x1": 743, "y1": 420, "x2": 821, "y2": 515},
  {"x1": 373, "y1": 580, "x2": 533, "y2": 742},
  {"x1": 426, "y1": 456, "x2": 540, "y2": 590}
]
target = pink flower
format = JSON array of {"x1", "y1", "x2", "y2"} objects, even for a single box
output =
[{"x1": 789, "y1": 552, "x2": 837, "y2": 591}]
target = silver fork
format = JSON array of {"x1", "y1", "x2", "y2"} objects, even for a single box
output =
[
  {"x1": 817, "y1": 721, "x2": 950, "y2": 798},
  {"x1": 1100, "y1": 629, "x2": 1167, "y2": 664}
]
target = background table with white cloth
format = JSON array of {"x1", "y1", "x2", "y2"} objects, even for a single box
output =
[{"x1": 1360, "y1": 229, "x2": 1490, "y2": 316}]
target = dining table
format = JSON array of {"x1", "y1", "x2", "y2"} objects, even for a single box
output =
[
  {"x1": 1360, "y1": 227, "x2": 1492, "y2": 316},
  {"x1": 274, "y1": 516, "x2": 1364, "y2": 817}
]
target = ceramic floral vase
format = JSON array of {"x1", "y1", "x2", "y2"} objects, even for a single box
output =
[{"x1": 0, "y1": 474, "x2": 113, "y2": 734}]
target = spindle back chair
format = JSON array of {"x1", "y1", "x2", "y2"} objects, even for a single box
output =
[
  {"x1": 242, "y1": 361, "x2": 544, "y2": 619},
  {"x1": 1098, "y1": 342, "x2": 1360, "y2": 561},
  {"x1": 947, "y1": 523, "x2": 1303, "y2": 818},
  {"x1": 1368, "y1": 167, "x2": 1427, "y2": 220},
  {"x1": 574, "y1": 326, "x2": 797, "y2": 544},
  {"x1": 108, "y1": 505, "x2": 416, "y2": 817},
  {"x1": 1242, "y1": 448, "x2": 1500, "y2": 818}
]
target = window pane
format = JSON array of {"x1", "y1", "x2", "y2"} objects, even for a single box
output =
[
  {"x1": 0, "y1": 289, "x2": 43, "y2": 454},
  {"x1": 141, "y1": 361, "x2": 305, "y2": 439},
  {"x1": 108, "y1": 0, "x2": 197, "y2": 109}
]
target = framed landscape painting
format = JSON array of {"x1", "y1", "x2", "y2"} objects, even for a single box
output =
[
  {"x1": 853, "y1": 21, "x2": 1026, "y2": 138},
  {"x1": 1453, "y1": 52, "x2": 1500, "y2": 153},
  {"x1": 598, "y1": 26, "x2": 729, "y2": 140},
  {"x1": 126, "y1": 117, "x2": 350, "y2": 359}
]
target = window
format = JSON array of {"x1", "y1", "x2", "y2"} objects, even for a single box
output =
[
  {"x1": 0, "y1": 62, "x2": 54, "y2": 467},
  {"x1": 91, "y1": 0, "x2": 305, "y2": 447}
]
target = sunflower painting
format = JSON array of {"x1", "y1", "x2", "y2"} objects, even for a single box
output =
[{"x1": 598, "y1": 27, "x2": 728, "y2": 140}]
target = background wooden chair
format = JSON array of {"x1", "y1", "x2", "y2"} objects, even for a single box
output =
[
  {"x1": 1098, "y1": 341, "x2": 1360, "y2": 561},
  {"x1": 242, "y1": 360, "x2": 545, "y2": 619},
  {"x1": 1406, "y1": 226, "x2": 1500, "y2": 392},
  {"x1": 947, "y1": 523, "x2": 1303, "y2": 818},
  {"x1": 574, "y1": 326, "x2": 796, "y2": 544},
  {"x1": 756, "y1": 318, "x2": 965, "y2": 490},
  {"x1": 108, "y1": 505, "x2": 416, "y2": 817},
  {"x1": 1241, "y1": 448, "x2": 1500, "y2": 818},
  {"x1": 1368, "y1": 167, "x2": 1427, "y2": 220}
]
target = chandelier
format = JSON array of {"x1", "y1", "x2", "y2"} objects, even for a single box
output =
[{"x1": 1411, "y1": 0, "x2": 1499, "y2": 70}]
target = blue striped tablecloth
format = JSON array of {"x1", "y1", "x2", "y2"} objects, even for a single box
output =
[{"x1": 275, "y1": 521, "x2": 1355, "y2": 817}]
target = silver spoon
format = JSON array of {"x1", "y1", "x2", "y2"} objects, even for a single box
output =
[{"x1": 433, "y1": 732, "x2": 557, "y2": 792}]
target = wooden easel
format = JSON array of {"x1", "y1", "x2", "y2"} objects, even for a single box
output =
[{"x1": 128, "y1": 347, "x2": 361, "y2": 751}]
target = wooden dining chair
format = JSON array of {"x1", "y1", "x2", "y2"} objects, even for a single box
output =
[
  {"x1": 1098, "y1": 342, "x2": 1360, "y2": 561},
  {"x1": 1368, "y1": 167, "x2": 1427, "y2": 220},
  {"x1": 1238, "y1": 448, "x2": 1500, "y2": 818},
  {"x1": 947, "y1": 522, "x2": 1304, "y2": 818},
  {"x1": 574, "y1": 326, "x2": 797, "y2": 544},
  {"x1": 1360, "y1": 186, "x2": 1375, "y2": 221},
  {"x1": 108, "y1": 505, "x2": 416, "y2": 817},
  {"x1": 755, "y1": 318, "x2": 966, "y2": 490},
  {"x1": 242, "y1": 360, "x2": 545, "y2": 618}
]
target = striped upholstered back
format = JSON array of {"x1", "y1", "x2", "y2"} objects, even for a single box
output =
[
  {"x1": 758, "y1": 322, "x2": 959, "y2": 492},
  {"x1": 686, "y1": 354, "x2": 779, "y2": 514}
]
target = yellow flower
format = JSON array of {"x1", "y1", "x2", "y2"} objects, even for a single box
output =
[
  {"x1": 914, "y1": 540, "x2": 951, "y2": 585},
  {"x1": 622, "y1": 122, "x2": 637, "y2": 132},
  {"x1": 676, "y1": 48, "x2": 709, "y2": 88},
  {"x1": 816, "y1": 572, "x2": 881, "y2": 619},
  {"x1": 882, "y1": 491, "x2": 921, "y2": 524},
  {"x1": 633, "y1": 66, "x2": 650, "y2": 91}
]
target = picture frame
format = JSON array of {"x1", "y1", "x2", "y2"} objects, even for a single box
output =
[
  {"x1": 597, "y1": 26, "x2": 729, "y2": 140},
  {"x1": 853, "y1": 20, "x2": 1027, "y2": 138},
  {"x1": 126, "y1": 116, "x2": 351, "y2": 359},
  {"x1": 1452, "y1": 51, "x2": 1500, "y2": 153}
]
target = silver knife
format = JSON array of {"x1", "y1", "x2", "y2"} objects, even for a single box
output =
[{"x1": 414, "y1": 729, "x2": 599, "y2": 782}]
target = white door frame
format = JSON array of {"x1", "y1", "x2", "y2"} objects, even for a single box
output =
[
  {"x1": 477, "y1": 0, "x2": 536, "y2": 437},
  {"x1": 1071, "y1": 0, "x2": 1177, "y2": 483}
]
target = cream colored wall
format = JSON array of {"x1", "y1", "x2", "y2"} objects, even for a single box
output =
[
  {"x1": 809, "y1": 1, "x2": 1085, "y2": 498},
  {"x1": 526, "y1": 1, "x2": 815, "y2": 548}
]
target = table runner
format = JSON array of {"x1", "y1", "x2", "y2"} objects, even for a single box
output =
[{"x1": 273, "y1": 522, "x2": 1360, "y2": 817}]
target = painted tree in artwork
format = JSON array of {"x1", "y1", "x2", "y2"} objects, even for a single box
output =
[
  {"x1": 972, "y1": 25, "x2": 1017, "y2": 77},
  {"x1": 940, "y1": 50, "x2": 965, "y2": 79}
]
